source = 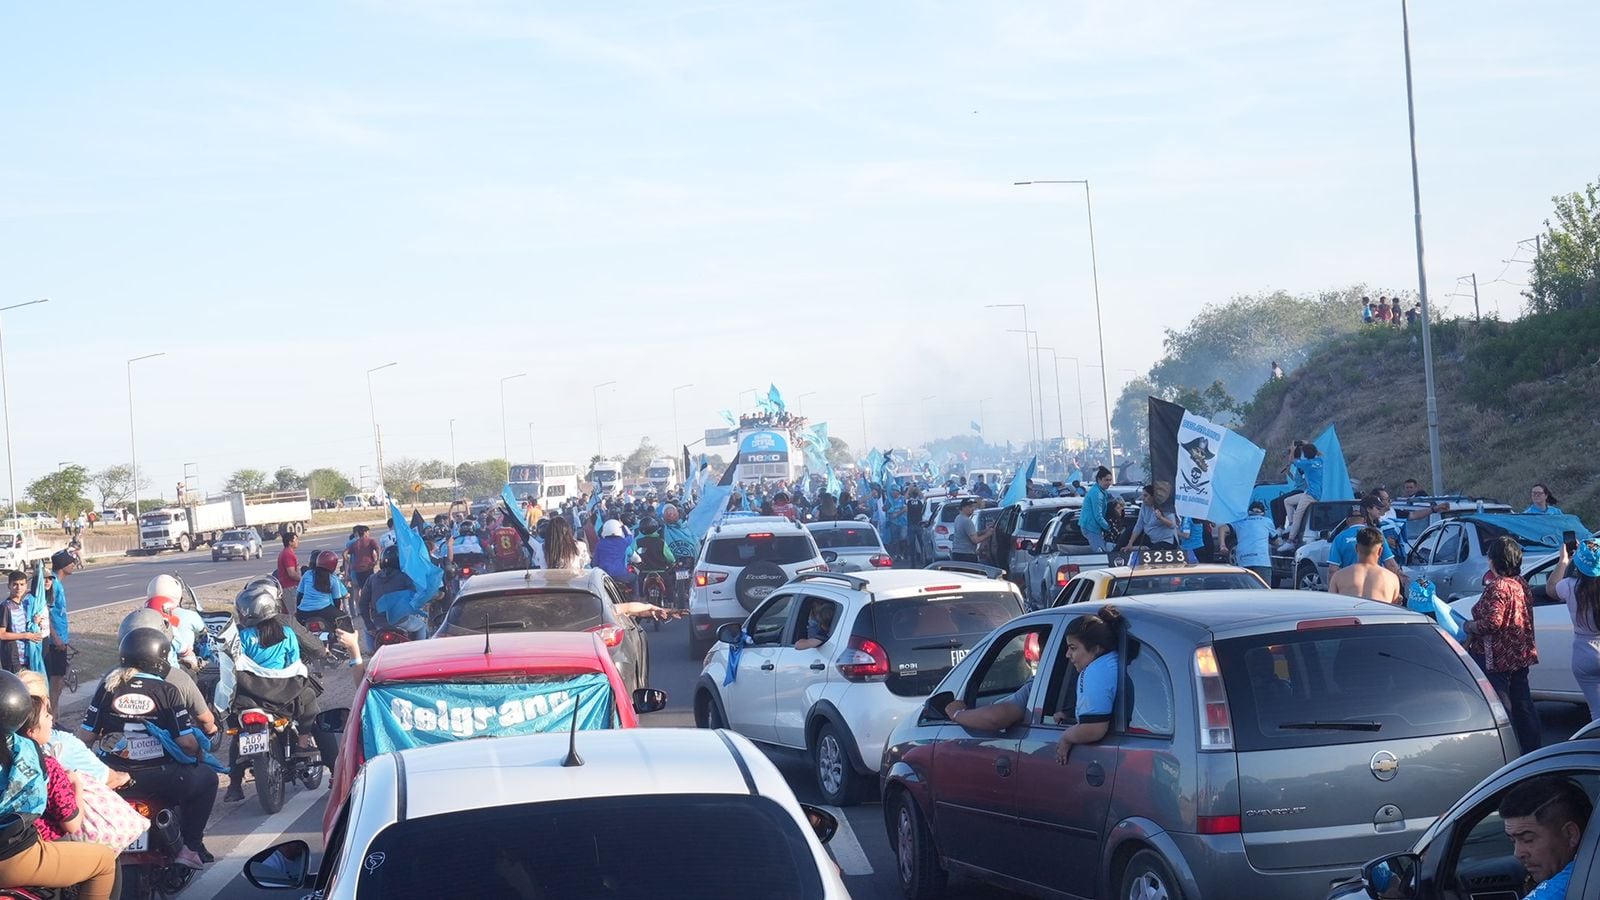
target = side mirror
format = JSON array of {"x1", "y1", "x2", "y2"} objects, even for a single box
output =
[
  {"x1": 715, "y1": 622, "x2": 744, "y2": 646},
  {"x1": 821, "y1": 549, "x2": 839, "y2": 564},
  {"x1": 244, "y1": 840, "x2": 312, "y2": 890},
  {"x1": 313, "y1": 708, "x2": 350, "y2": 734},
  {"x1": 632, "y1": 688, "x2": 668, "y2": 714},
  {"x1": 924, "y1": 690, "x2": 955, "y2": 721},
  {"x1": 1361, "y1": 853, "x2": 1421, "y2": 899},
  {"x1": 800, "y1": 804, "x2": 838, "y2": 845}
]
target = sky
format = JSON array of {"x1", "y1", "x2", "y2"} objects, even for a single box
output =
[{"x1": 2, "y1": 1, "x2": 1596, "y2": 500}]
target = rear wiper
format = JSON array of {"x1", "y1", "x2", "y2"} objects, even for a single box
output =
[
  {"x1": 1277, "y1": 721, "x2": 1382, "y2": 732},
  {"x1": 912, "y1": 639, "x2": 963, "y2": 650}
]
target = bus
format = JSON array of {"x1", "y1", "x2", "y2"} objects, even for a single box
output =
[{"x1": 508, "y1": 462, "x2": 581, "y2": 508}]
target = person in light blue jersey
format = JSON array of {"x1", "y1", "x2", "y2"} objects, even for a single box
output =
[
  {"x1": 1222, "y1": 501, "x2": 1275, "y2": 585},
  {"x1": 1525, "y1": 483, "x2": 1563, "y2": 515}
]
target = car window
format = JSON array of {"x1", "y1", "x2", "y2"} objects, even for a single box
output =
[
  {"x1": 808, "y1": 527, "x2": 880, "y2": 550},
  {"x1": 1021, "y1": 507, "x2": 1064, "y2": 534},
  {"x1": 1110, "y1": 572, "x2": 1268, "y2": 596},
  {"x1": 442, "y1": 590, "x2": 605, "y2": 635},
  {"x1": 704, "y1": 535, "x2": 816, "y2": 566},
  {"x1": 1124, "y1": 641, "x2": 1174, "y2": 736},
  {"x1": 1444, "y1": 770, "x2": 1600, "y2": 895},
  {"x1": 968, "y1": 623, "x2": 1050, "y2": 710},
  {"x1": 355, "y1": 795, "x2": 827, "y2": 900},
  {"x1": 1527, "y1": 559, "x2": 1559, "y2": 603},
  {"x1": 789, "y1": 596, "x2": 843, "y2": 646},
  {"x1": 1435, "y1": 525, "x2": 1464, "y2": 566},
  {"x1": 1410, "y1": 529, "x2": 1440, "y2": 566},
  {"x1": 747, "y1": 593, "x2": 799, "y2": 645}
]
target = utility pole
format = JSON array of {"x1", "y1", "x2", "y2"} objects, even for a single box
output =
[
  {"x1": 1401, "y1": 0, "x2": 1445, "y2": 497},
  {"x1": 1470, "y1": 272, "x2": 1480, "y2": 322}
]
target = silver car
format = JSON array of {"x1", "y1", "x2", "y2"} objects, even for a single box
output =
[
  {"x1": 882, "y1": 591, "x2": 1516, "y2": 899},
  {"x1": 805, "y1": 520, "x2": 892, "y2": 572},
  {"x1": 212, "y1": 528, "x2": 263, "y2": 561}
]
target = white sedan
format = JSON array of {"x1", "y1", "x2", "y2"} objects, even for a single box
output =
[{"x1": 1449, "y1": 552, "x2": 1580, "y2": 705}]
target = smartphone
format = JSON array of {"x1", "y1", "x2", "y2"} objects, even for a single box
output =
[{"x1": 1564, "y1": 530, "x2": 1579, "y2": 552}]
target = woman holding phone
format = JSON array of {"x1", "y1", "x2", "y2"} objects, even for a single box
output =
[{"x1": 1550, "y1": 536, "x2": 1600, "y2": 719}]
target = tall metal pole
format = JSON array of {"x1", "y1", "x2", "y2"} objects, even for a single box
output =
[
  {"x1": 1401, "y1": 0, "x2": 1444, "y2": 496},
  {"x1": 127, "y1": 352, "x2": 166, "y2": 519},
  {"x1": 365, "y1": 362, "x2": 397, "y2": 499},
  {"x1": 592, "y1": 381, "x2": 617, "y2": 457},
  {"x1": 527, "y1": 422, "x2": 536, "y2": 467},
  {"x1": 0, "y1": 299, "x2": 49, "y2": 523},
  {"x1": 498, "y1": 373, "x2": 527, "y2": 464},
  {"x1": 1038, "y1": 346, "x2": 1064, "y2": 441},
  {"x1": 1470, "y1": 272, "x2": 1480, "y2": 322},
  {"x1": 671, "y1": 383, "x2": 694, "y2": 453},
  {"x1": 985, "y1": 304, "x2": 1037, "y2": 446},
  {"x1": 448, "y1": 419, "x2": 457, "y2": 500},
  {"x1": 1059, "y1": 355, "x2": 1087, "y2": 450}
]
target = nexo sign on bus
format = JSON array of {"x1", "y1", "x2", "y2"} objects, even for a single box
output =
[{"x1": 739, "y1": 431, "x2": 789, "y2": 464}]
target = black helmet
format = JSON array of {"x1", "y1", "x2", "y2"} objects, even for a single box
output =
[
  {"x1": 458, "y1": 520, "x2": 478, "y2": 536},
  {"x1": 381, "y1": 544, "x2": 400, "y2": 568},
  {"x1": 119, "y1": 627, "x2": 172, "y2": 678},
  {"x1": 0, "y1": 670, "x2": 31, "y2": 735},
  {"x1": 235, "y1": 578, "x2": 282, "y2": 628},
  {"x1": 639, "y1": 516, "x2": 660, "y2": 535}
]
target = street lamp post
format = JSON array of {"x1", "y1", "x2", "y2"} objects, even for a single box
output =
[
  {"x1": 1014, "y1": 180, "x2": 1115, "y2": 468},
  {"x1": 365, "y1": 362, "x2": 397, "y2": 499},
  {"x1": 1037, "y1": 346, "x2": 1064, "y2": 441},
  {"x1": 1400, "y1": 0, "x2": 1444, "y2": 496},
  {"x1": 498, "y1": 373, "x2": 527, "y2": 465},
  {"x1": 527, "y1": 422, "x2": 536, "y2": 467},
  {"x1": 985, "y1": 304, "x2": 1038, "y2": 446},
  {"x1": 448, "y1": 419, "x2": 457, "y2": 500},
  {"x1": 1056, "y1": 355, "x2": 1087, "y2": 450},
  {"x1": 0, "y1": 299, "x2": 49, "y2": 522},
  {"x1": 127, "y1": 352, "x2": 166, "y2": 519},
  {"x1": 1007, "y1": 328, "x2": 1047, "y2": 444},
  {"x1": 859, "y1": 393, "x2": 877, "y2": 450},
  {"x1": 593, "y1": 381, "x2": 618, "y2": 456},
  {"x1": 671, "y1": 383, "x2": 694, "y2": 453}
]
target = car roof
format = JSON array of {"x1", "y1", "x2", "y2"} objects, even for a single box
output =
[
  {"x1": 1044, "y1": 589, "x2": 1425, "y2": 639},
  {"x1": 798, "y1": 569, "x2": 1015, "y2": 599},
  {"x1": 804, "y1": 520, "x2": 877, "y2": 532},
  {"x1": 454, "y1": 567, "x2": 607, "y2": 599},
  {"x1": 711, "y1": 518, "x2": 808, "y2": 537},
  {"x1": 366, "y1": 631, "x2": 613, "y2": 683},
  {"x1": 371, "y1": 728, "x2": 792, "y2": 818},
  {"x1": 1019, "y1": 497, "x2": 1081, "y2": 509},
  {"x1": 1085, "y1": 563, "x2": 1258, "y2": 579}
]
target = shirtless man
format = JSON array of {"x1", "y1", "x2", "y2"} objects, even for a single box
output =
[{"x1": 1328, "y1": 526, "x2": 1402, "y2": 604}]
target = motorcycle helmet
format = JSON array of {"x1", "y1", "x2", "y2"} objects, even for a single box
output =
[
  {"x1": 119, "y1": 627, "x2": 172, "y2": 678},
  {"x1": 235, "y1": 578, "x2": 283, "y2": 628},
  {"x1": 639, "y1": 516, "x2": 660, "y2": 536},
  {"x1": 147, "y1": 573, "x2": 183, "y2": 603},
  {"x1": 118, "y1": 608, "x2": 171, "y2": 643},
  {"x1": 601, "y1": 519, "x2": 625, "y2": 539},
  {"x1": 313, "y1": 550, "x2": 340, "y2": 572},
  {"x1": 381, "y1": 544, "x2": 400, "y2": 569},
  {"x1": 458, "y1": 520, "x2": 478, "y2": 537},
  {"x1": 0, "y1": 670, "x2": 31, "y2": 735},
  {"x1": 145, "y1": 596, "x2": 180, "y2": 628}
]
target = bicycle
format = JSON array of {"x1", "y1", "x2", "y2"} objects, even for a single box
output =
[{"x1": 62, "y1": 645, "x2": 81, "y2": 694}]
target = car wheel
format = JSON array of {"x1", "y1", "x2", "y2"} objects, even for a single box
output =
[
  {"x1": 892, "y1": 790, "x2": 946, "y2": 900},
  {"x1": 1120, "y1": 848, "x2": 1184, "y2": 900},
  {"x1": 813, "y1": 721, "x2": 870, "y2": 806},
  {"x1": 211, "y1": 554, "x2": 220, "y2": 562},
  {"x1": 1296, "y1": 561, "x2": 1324, "y2": 592},
  {"x1": 695, "y1": 689, "x2": 726, "y2": 729}
]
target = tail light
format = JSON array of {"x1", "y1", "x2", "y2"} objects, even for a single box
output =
[
  {"x1": 1441, "y1": 629, "x2": 1511, "y2": 727},
  {"x1": 375, "y1": 629, "x2": 411, "y2": 646},
  {"x1": 1055, "y1": 564, "x2": 1080, "y2": 586},
  {"x1": 1197, "y1": 815, "x2": 1241, "y2": 834},
  {"x1": 1194, "y1": 646, "x2": 1234, "y2": 750},
  {"x1": 934, "y1": 525, "x2": 949, "y2": 535},
  {"x1": 694, "y1": 570, "x2": 729, "y2": 588},
  {"x1": 1023, "y1": 632, "x2": 1042, "y2": 664},
  {"x1": 1015, "y1": 538, "x2": 1031, "y2": 551},
  {"x1": 836, "y1": 636, "x2": 890, "y2": 682},
  {"x1": 129, "y1": 799, "x2": 154, "y2": 819},
  {"x1": 305, "y1": 618, "x2": 328, "y2": 633},
  {"x1": 869, "y1": 555, "x2": 894, "y2": 568},
  {"x1": 460, "y1": 566, "x2": 474, "y2": 577},
  {"x1": 589, "y1": 624, "x2": 625, "y2": 648},
  {"x1": 240, "y1": 709, "x2": 271, "y2": 732}
]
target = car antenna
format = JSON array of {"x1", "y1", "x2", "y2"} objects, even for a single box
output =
[
  {"x1": 482, "y1": 612, "x2": 492, "y2": 656},
  {"x1": 560, "y1": 690, "x2": 584, "y2": 768}
]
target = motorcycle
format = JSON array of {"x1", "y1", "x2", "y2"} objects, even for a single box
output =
[
  {"x1": 115, "y1": 791, "x2": 193, "y2": 899},
  {"x1": 638, "y1": 570, "x2": 668, "y2": 632},
  {"x1": 298, "y1": 612, "x2": 351, "y2": 675},
  {"x1": 228, "y1": 706, "x2": 324, "y2": 815}
]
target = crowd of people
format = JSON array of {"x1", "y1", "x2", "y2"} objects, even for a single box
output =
[{"x1": 1361, "y1": 294, "x2": 1422, "y2": 326}]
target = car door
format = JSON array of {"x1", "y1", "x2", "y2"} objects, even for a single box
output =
[
  {"x1": 602, "y1": 576, "x2": 648, "y2": 690},
  {"x1": 931, "y1": 620, "x2": 1051, "y2": 879},
  {"x1": 1405, "y1": 525, "x2": 1441, "y2": 582},
  {"x1": 771, "y1": 592, "x2": 846, "y2": 750},
  {"x1": 721, "y1": 592, "x2": 800, "y2": 743},
  {"x1": 1524, "y1": 557, "x2": 1575, "y2": 699},
  {"x1": 1431, "y1": 524, "x2": 1469, "y2": 598},
  {"x1": 1026, "y1": 517, "x2": 1060, "y2": 604}
]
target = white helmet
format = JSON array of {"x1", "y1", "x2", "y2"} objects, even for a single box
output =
[
  {"x1": 147, "y1": 574, "x2": 182, "y2": 602},
  {"x1": 601, "y1": 520, "x2": 624, "y2": 539}
]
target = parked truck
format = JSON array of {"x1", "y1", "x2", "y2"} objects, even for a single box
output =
[
  {"x1": 645, "y1": 457, "x2": 679, "y2": 494},
  {"x1": 138, "y1": 490, "x2": 313, "y2": 553},
  {"x1": 0, "y1": 530, "x2": 66, "y2": 572}
]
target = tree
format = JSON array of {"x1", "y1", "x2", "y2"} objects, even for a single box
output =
[
  {"x1": 455, "y1": 459, "x2": 508, "y2": 499},
  {"x1": 89, "y1": 464, "x2": 144, "y2": 509},
  {"x1": 622, "y1": 438, "x2": 662, "y2": 479},
  {"x1": 304, "y1": 468, "x2": 354, "y2": 501},
  {"x1": 825, "y1": 437, "x2": 853, "y2": 470},
  {"x1": 382, "y1": 457, "x2": 424, "y2": 499},
  {"x1": 272, "y1": 467, "x2": 304, "y2": 491},
  {"x1": 1526, "y1": 177, "x2": 1600, "y2": 313},
  {"x1": 1111, "y1": 377, "x2": 1157, "y2": 457},
  {"x1": 26, "y1": 466, "x2": 91, "y2": 518},
  {"x1": 223, "y1": 468, "x2": 269, "y2": 494}
]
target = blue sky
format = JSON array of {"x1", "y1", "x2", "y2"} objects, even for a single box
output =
[{"x1": 2, "y1": 1, "x2": 1595, "y2": 498}]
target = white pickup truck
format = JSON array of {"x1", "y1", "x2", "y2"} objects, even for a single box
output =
[
  {"x1": 1017, "y1": 508, "x2": 1116, "y2": 609},
  {"x1": 0, "y1": 530, "x2": 65, "y2": 571}
]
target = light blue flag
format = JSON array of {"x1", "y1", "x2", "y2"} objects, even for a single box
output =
[
  {"x1": 384, "y1": 502, "x2": 445, "y2": 621},
  {"x1": 756, "y1": 395, "x2": 774, "y2": 415},
  {"x1": 1001, "y1": 456, "x2": 1036, "y2": 507},
  {"x1": 825, "y1": 466, "x2": 842, "y2": 497},
  {"x1": 1313, "y1": 425, "x2": 1355, "y2": 502},
  {"x1": 500, "y1": 485, "x2": 532, "y2": 537},
  {"x1": 865, "y1": 449, "x2": 884, "y2": 485},
  {"x1": 970, "y1": 420, "x2": 982, "y2": 434},
  {"x1": 685, "y1": 463, "x2": 737, "y2": 541},
  {"x1": 362, "y1": 673, "x2": 616, "y2": 757},
  {"x1": 802, "y1": 424, "x2": 830, "y2": 474},
  {"x1": 1171, "y1": 415, "x2": 1266, "y2": 526},
  {"x1": 720, "y1": 410, "x2": 736, "y2": 427},
  {"x1": 767, "y1": 384, "x2": 786, "y2": 414}
]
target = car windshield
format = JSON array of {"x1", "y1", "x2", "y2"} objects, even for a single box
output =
[
  {"x1": 808, "y1": 527, "x2": 879, "y2": 549},
  {"x1": 1022, "y1": 506, "x2": 1068, "y2": 533},
  {"x1": 704, "y1": 535, "x2": 815, "y2": 567},
  {"x1": 1214, "y1": 623, "x2": 1496, "y2": 751},
  {"x1": 221, "y1": 531, "x2": 250, "y2": 542},
  {"x1": 354, "y1": 794, "x2": 825, "y2": 899},
  {"x1": 1109, "y1": 572, "x2": 1266, "y2": 596},
  {"x1": 441, "y1": 590, "x2": 606, "y2": 636},
  {"x1": 0, "y1": 535, "x2": 15, "y2": 549}
]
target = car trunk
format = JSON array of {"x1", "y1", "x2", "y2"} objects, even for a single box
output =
[{"x1": 1214, "y1": 622, "x2": 1508, "y2": 871}]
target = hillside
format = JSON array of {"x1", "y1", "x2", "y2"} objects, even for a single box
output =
[{"x1": 1238, "y1": 304, "x2": 1600, "y2": 526}]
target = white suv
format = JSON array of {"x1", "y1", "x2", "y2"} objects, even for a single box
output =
[
  {"x1": 694, "y1": 568, "x2": 1025, "y2": 805},
  {"x1": 688, "y1": 516, "x2": 825, "y2": 659}
]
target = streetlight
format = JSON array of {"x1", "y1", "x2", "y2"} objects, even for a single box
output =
[
  {"x1": 593, "y1": 381, "x2": 618, "y2": 456},
  {"x1": 1400, "y1": 0, "x2": 1444, "y2": 495},
  {"x1": 1056, "y1": 355, "x2": 1087, "y2": 450},
  {"x1": 1014, "y1": 179, "x2": 1115, "y2": 468},
  {"x1": 365, "y1": 362, "x2": 397, "y2": 499},
  {"x1": 0, "y1": 298, "x2": 49, "y2": 522},
  {"x1": 1006, "y1": 327, "x2": 1047, "y2": 445},
  {"x1": 671, "y1": 383, "x2": 694, "y2": 453},
  {"x1": 985, "y1": 303, "x2": 1038, "y2": 445},
  {"x1": 127, "y1": 351, "x2": 166, "y2": 518},
  {"x1": 859, "y1": 393, "x2": 877, "y2": 450},
  {"x1": 797, "y1": 392, "x2": 817, "y2": 417},
  {"x1": 447, "y1": 419, "x2": 457, "y2": 500},
  {"x1": 498, "y1": 373, "x2": 527, "y2": 465},
  {"x1": 1036, "y1": 346, "x2": 1064, "y2": 442}
]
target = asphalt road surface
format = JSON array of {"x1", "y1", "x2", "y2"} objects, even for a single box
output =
[{"x1": 198, "y1": 617, "x2": 1596, "y2": 900}]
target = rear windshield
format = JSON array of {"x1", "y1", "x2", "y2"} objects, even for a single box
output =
[
  {"x1": 1214, "y1": 623, "x2": 1495, "y2": 751},
  {"x1": 1109, "y1": 572, "x2": 1266, "y2": 596},
  {"x1": 1022, "y1": 507, "x2": 1068, "y2": 533},
  {"x1": 858, "y1": 592, "x2": 1023, "y2": 697},
  {"x1": 356, "y1": 794, "x2": 824, "y2": 900},
  {"x1": 938, "y1": 501, "x2": 992, "y2": 523},
  {"x1": 704, "y1": 535, "x2": 815, "y2": 567},
  {"x1": 221, "y1": 531, "x2": 250, "y2": 541},
  {"x1": 442, "y1": 590, "x2": 605, "y2": 635},
  {"x1": 808, "y1": 527, "x2": 879, "y2": 549}
]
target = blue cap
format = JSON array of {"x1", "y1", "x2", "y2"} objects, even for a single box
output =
[{"x1": 1575, "y1": 538, "x2": 1600, "y2": 578}]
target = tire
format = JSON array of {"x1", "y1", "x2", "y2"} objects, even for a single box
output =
[
  {"x1": 121, "y1": 864, "x2": 151, "y2": 900},
  {"x1": 1119, "y1": 848, "x2": 1185, "y2": 900},
  {"x1": 254, "y1": 750, "x2": 285, "y2": 814},
  {"x1": 734, "y1": 561, "x2": 788, "y2": 612},
  {"x1": 300, "y1": 762, "x2": 325, "y2": 791},
  {"x1": 177, "y1": 534, "x2": 191, "y2": 553},
  {"x1": 891, "y1": 791, "x2": 946, "y2": 900},
  {"x1": 211, "y1": 553, "x2": 219, "y2": 562},
  {"x1": 694, "y1": 688, "x2": 726, "y2": 729},
  {"x1": 1296, "y1": 561, "x2": 1324, "y2": 592},
  {"x1": 812, "y1": 721, "x2": 870, "y2": 806}
]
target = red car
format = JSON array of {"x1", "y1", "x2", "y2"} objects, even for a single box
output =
[{"x1": 322, "y1": 631, "x2": 666, "y2": 841}]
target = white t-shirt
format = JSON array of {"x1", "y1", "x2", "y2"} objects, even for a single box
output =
[{"x1": 1556, "y1": 578, "x2": 1600, "y2": 640}]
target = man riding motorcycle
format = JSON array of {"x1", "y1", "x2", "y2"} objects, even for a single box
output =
[
  {"x1": 627, "y1": 517, "x2": 676, "y2": 598},
  {"x1": 659, "y1": 505, "x2": 697, "y2": 607},
  {"x1": 365, "y1": 545, "x2": 430, "y2": 642},
  {"x1": 294, "y1": 551, "x2": 363, "y2": 666}
]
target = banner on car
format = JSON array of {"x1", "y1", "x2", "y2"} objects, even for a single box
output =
[{"x1": 360, "y1": 673, "x2": 616, "y2": 758}]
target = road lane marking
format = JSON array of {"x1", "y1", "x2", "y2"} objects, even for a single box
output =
[
  {"x1": 185, "y1": 784, "x2": 324, "y2": 898},
  {"x1": 820, "y1": 804, "x2": 873, "y2": 876},
  {"x1": 105, "y1": 581, "x2": 136, "y2": 589}
]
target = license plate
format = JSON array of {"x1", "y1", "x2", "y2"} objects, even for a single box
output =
[
  {"x1": 675, "y1": 571, "x2": 690, "y2": 581},
  {"x1": 127, "y1": 830, "x2": 149, "y2": 853},
  {"x1": 239, "y1": 732, "x2": 271, "y2": 755}
]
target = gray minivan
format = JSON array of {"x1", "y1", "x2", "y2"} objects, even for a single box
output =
[{"x1": 881, "y1": 591, "x2": 1517, "y2": 900}]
